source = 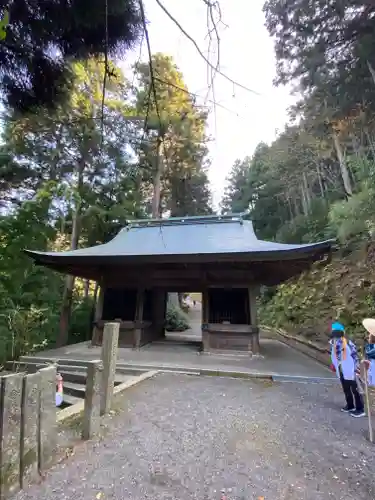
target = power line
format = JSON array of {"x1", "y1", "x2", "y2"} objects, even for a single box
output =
[
  {"x1": 203, "y1": 1, "x2": 221, "y2": 102},
  {"x1": 139, "y1": 0, "x2": 162, "y2": 128},
  {"x1": 100, "y1": 0, "x2": 109, "y2": 143},
  {"x1": 139, "y1": 0, "x2": 169, "y2": 218},
  {"x1": 131, "y1": 31, "x2": 145, "y2": 90},
  {"x1": 152, "y1": 75, "x2": 247, "y2": 119},
  {"x1": 154, "y1": 0, "x2": 261, "y2": 96}
]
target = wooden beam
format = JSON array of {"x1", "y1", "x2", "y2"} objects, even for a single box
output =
[
  {"x1": 103, "y1": 279, "x2": 262, "y2": 290},
  {"x1": 40, "y1": 253, "x2": 327, "y2": 287}
]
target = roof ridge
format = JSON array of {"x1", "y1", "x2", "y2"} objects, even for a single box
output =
[{"x1": 127, "y1": 214, "x2": 244, "y2": 228}]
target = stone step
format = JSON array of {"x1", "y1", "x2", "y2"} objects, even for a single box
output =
[
  {"x1": 62, "y1": 393, "x2": 82, "y2": 406},
  {"x1": 63, "y1": 381, "x2": 86, "y2": 398},
  {"x1": 200, "y1": 350, "x2": 251, "y2": 358},
  {"x1": 19, "y1": 356, "x2": 96, "y2": 367},
  {"x1": 116, "y1": 362, "x2": 199, "y2": 374},
  {"x1": 271, "y1": 374, "x2": 337, "y2": 383},
  {"x1": 114, "y1": 374, "x2": 138, "y2": 384},
  {"x1": 114, "y1": 365, "x2": 146, "y2": 375},
  {"x1": 19, "y1": 356, "x2": 146, "y2": 376},
  {"x1": 59, "y1": 370, "x2": 87, "y2": 384}
]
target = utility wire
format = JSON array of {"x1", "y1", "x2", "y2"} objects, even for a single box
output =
[
  {"x1": 204, "y1": 1, "x2": 221, "y2": 102},
  {"x1": 152, "y1": 75, "x2": 247, "y2": 119},
  {"x1": 100, "y1": 0, "x2": 109, "y2": 143},
  {"x1": 131, "y1": 31, "x2": 145, "y2": 90},
  {"x1": 138, "y1": 0, "x2": 168, "y2": 219},
  {"x1": 139, "y1": 0, "x2": 162, "y2": 127},
  {"x1": 154, "y1": 0, "x2": 261, "y2": 96}
]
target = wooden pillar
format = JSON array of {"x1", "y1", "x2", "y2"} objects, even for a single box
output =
[
  {"x1": 92, "y1": 284, "x2": 104, "y2": 345},
  {"x1": 134, "y1": 288, "x2": 145, "y2": 349},
  {"x1": 248, "y1": 286, "x2": 260, "y2": 354},
  {"x1": 201, "y1": 288, "x2": 210, "y2": 351},
  {"x1": 152, "y1": 290, "x2": 166, "y2": 339}
]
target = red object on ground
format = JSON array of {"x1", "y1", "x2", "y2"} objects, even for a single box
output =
[
  {"x1": 57, "y1": 373, "x2": 63, "y2": 392},
  {"x1": 329, "y1": 363, "x2": 336, "y2": 373}
]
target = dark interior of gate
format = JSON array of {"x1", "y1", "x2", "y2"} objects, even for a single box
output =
[{"x1": 96, "y1": 286, "x2": 257, "y2": 354}]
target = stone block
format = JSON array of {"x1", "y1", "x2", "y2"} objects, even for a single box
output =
[
  {"x1": 82, "y1": 361, "x2": 103, "y2": 440},
  {"x1": 38, "y1": 365, "x2": 57, "y2": 473},
  {"x1": 20, "y1": 372, "x2": 40, "y2": 488},
  {"x1": 0, "y1": 373, "x2": 23, "y2": 500},
  {"x1": 100, "y1": 322, "x2": 119, "y2": 415}
]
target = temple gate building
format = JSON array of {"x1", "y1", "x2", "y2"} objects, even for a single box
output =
[{"x1": 25, "y1": 214, "x2": 333, "y2": 355}]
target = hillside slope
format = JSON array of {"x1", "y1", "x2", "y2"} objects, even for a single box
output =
[{"x1": 259, "y1": 243, "x2": 375, "y2": 346}]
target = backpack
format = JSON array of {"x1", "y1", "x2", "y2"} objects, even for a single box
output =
[{"x1": 365, "y1": 343, "x2": 375, "y2": 360}]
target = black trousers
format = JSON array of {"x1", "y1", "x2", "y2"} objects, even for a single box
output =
[{"x1": 340, "y1": 372, "x2": 364, "y2": 411}]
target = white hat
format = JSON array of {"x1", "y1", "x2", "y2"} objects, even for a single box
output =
[{"x1": 362, "y1": 318, "x2": 375, "y2": 336}]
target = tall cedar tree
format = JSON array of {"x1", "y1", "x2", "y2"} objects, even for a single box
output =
[{"x1": 0, "y1": 0, "x2": 142, "y2": 112}]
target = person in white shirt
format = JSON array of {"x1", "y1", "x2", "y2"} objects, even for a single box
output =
[
  {"x1": 360, "y1": 318, "x2": 375, "y2": 387},
  {"x1": 330, "y1": 321, "x2": 365, "y2": 417}
]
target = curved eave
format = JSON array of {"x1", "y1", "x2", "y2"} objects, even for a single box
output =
[{"x1": 24, "y1": 239, "x2": 334, "y2": 279}]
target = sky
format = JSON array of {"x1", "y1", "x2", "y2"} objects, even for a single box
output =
[{"x1": 122, "y1": 0, "x2": 297, "y2": 208}]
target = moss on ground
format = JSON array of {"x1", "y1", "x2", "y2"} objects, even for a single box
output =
[{"x1": 259, "y1": 242, "x2": 375, "y2": 347}]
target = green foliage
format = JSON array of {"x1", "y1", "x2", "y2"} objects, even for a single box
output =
[
  {"x1": 259, "y1": 246, "x2": 375, "y2": 344},
  {"x1": 134, "y1": 53, "x2": 212, "y2": 217},
  {"x1": 0, "y1": 9, "x2": 9, "y2": 40},
  {"x1": 69, "y1": 298, "x2": 95, "y2": 345},
  {"x1": 165, "y1": 304, "x2": 190, "y2": 332},
  {"x1": 276, "y1": 199, "x2": 333, "y2": 244},
  {"x1": 263, "y1": 0, "x2": 375, "y2": 123},
  {"x1": 328, "y1": 188, "x2": 375, "y2": 243},
  {"x1": 0, "y1": 194, "x2": 63, "y2": 365},
  {"x1": 0, "y1": 52, "x2": 212, "y2": 365},
  {"x1": 0, "y1": 0, "x2": 141, "y2": 112},
  {"x1": 221, "y1": 1, "x2": 375, "y2": 341}
]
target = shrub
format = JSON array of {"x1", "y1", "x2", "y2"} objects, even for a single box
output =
[
  {"x1": 69, "y1": 297, "x2": 95, "y2": 344},
  {"x1": 165, "y1": 304, "x2": 190, "y2": 332}
]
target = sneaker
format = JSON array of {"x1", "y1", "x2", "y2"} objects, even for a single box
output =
[
  {"x1": 350, "y1": 410, "x2": 365, "y2": 418},
  {"x1": 341, "y1": 406, "x2": 355, "y2": 413}
]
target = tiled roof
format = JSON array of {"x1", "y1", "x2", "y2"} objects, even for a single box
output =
[{"x1": 25, "y1": 214, "x2": 333, "y2": 264}]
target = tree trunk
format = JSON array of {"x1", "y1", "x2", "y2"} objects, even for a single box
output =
[
  {"x1": 56, "y1": 160, "x2": 84, "y2": 347},
  {"x1": 301, "y1": 185, "x2": 309, "y2": 216},
  {"x1": 84, "y1": 280, "x2": 90, "y2": 299},
  {"x1": 168, "y1": 293, "x2": 180, "y2": 307},
  {"x1": 286, "y1": 195, "x2": 293, "y2": 219},
  {"x1": 302, "y1": 172, "x2": 311, "y2": 212},
  {"x1": 89, "y1": 282, "x2": 100, "y2": 342},
  {"x1": 178, "y1": 293, "x2": 184, "y2": 308},
  {"x1": 367, "y1": 60, "x2": 375, "y2": 86},
  {"x1": 152, "y1": 136, "x2": 163, "y2": 218},
  {"x1": 332, "y1": 131, "x2": 352, "y2": 196},
  {"x1": 315, "y1": 162, "x2": 325, "y2": 199},
  {"x1": 291, "y1": 194, "x2": 300, "y2": 217},
  {"x1": 363, "y1": 126, "x2": 375, "y2": 161}
]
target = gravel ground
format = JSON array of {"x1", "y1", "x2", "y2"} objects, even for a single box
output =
[{"x1": 14, "y1": 374, "x2": 375, "y2": 500}]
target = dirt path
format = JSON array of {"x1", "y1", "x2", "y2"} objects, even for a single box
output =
[{"x1": 14, "y1": 374, "x2": 374, "y2": 500}]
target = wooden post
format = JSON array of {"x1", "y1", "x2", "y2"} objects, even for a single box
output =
[
  {"x1": 100, "y1": 323, "x2": 119, "y2": 415},
  {"x1": 201, "y1": 288, "x2": 210, "y2": 351},
  {"x1": 92, "y1": 284, "x2": 104, "y2": 345},
  {"x1": 82, "y1": 361, "x2": 103, "y2": 440},
  {"x1": 152, "y1": 290, "x2": 166, "y2": 339},
  {"x1": 248, "y1": 286, "x2": 260, "y2": 354},
  {"x1": 20, "y1": 372, "x2": 40, "y2": 489},
  {"x1": 38, "y1": 365, "x2": 57, "y2": 473},
  {"x1": 134, "y1": 288, "x2": 145, "y2": 349},
  {"x1": 0, "y1": 373, "x2": 23, "y2": 500}
]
